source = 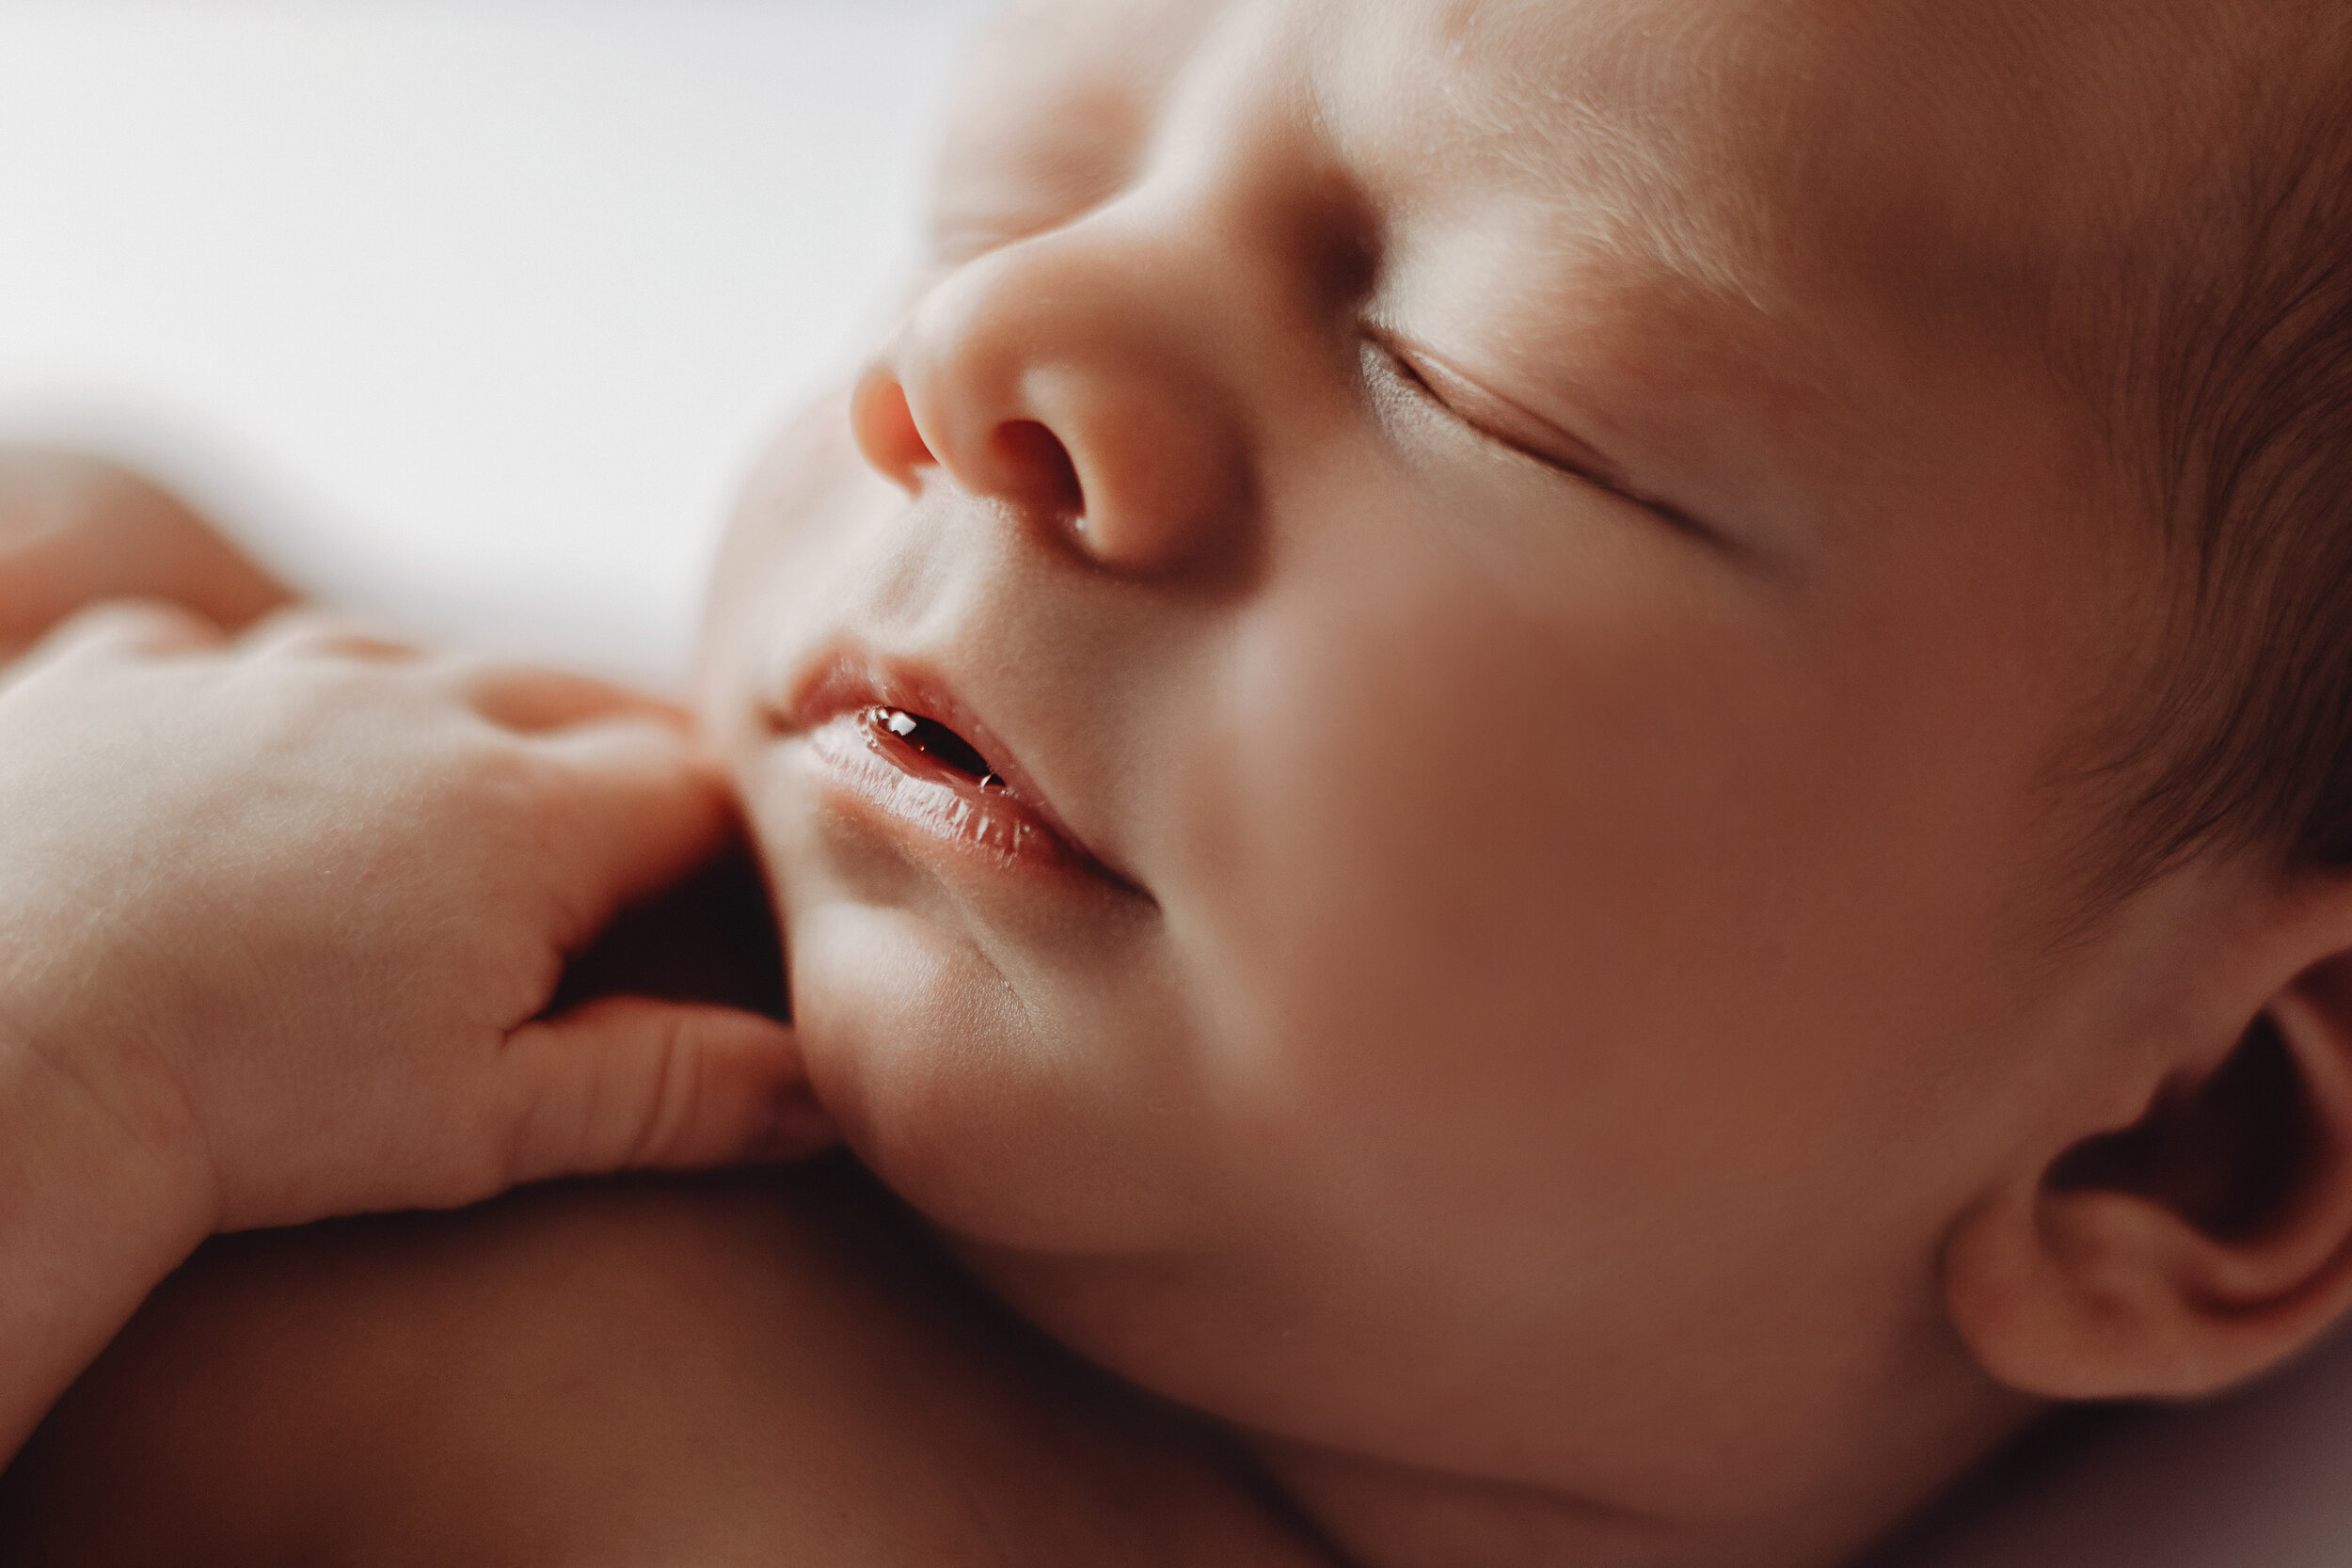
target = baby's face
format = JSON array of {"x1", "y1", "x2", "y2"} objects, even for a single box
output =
[{"x1": 704, "y1": 0, "x2": 2200, "y2": 1558}]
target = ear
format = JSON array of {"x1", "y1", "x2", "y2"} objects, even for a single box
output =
[{"x1": 1944, "y1": 930, "x2": 2352, "y2": 1401}]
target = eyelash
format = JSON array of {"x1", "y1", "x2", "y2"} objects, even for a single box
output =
[{"x1": 1369, "y1": 337, "x2": 1711, "y2": 542}]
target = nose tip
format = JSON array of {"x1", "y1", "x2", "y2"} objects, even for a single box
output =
[
  {"x1": 849, "y1": 230, "x2": 1255, "y2": 576},
  {"x1": 850, "y1": 347, "x2": 1248, "y2": 575}
]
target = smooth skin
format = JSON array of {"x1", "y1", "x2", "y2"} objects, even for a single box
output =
[
  {"x1": 708, "y1": 2, "x2": 2352, "y2": 1564},
  {"x1": 3, "y1": 1166, "x2": 1335, "y2": 1567},
  {"x1": 14, "y1": 3, "x2": 2352, "y2": 1567},
  {"x1": 0, "y1": 454, "x2": 826, "y2": 1467}
]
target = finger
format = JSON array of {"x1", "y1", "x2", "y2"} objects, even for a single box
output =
[
  {"x1": 496, "y1": 999, "x2": 834, "y2": 1182},
  {"x1": 240, "y1": 607, "x2": 419, "y2": 661},
  {"x1": 459, "y1": 662, "x2": 692, "y2": 736},
  {"x1": 17, "y1": 598, "x2": 228, "y2": 667},
  {"x1": 525, "y1": 718, "x2": 743, "y2": 935}
]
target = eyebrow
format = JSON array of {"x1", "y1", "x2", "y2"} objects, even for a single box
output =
[{"x1": 1376, "y1": 0, "x2": 1793, "y2": 315}]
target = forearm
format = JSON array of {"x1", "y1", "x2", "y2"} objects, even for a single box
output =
[
  {"x1": 0, "y1": 447, "x2": 267, "y2": 1455},
  {"x1": 0, "y1": 450, "x2": 292, "y2": 659},
  {"x1": 0, "y1": 1023, "x2": 206, "y2": 1463}
]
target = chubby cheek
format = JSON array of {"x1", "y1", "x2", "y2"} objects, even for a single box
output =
[
  {"x1": 1113, "y1": 492, "x2": 2079, "y2": 1492},
  {"x1": 1169, "y1": 499, "x2": 2025, "y2": 1284}
]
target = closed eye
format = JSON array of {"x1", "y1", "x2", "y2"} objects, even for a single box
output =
[{"x1": 1367, "y1": 331, "x2": 1716, "y2": 544}]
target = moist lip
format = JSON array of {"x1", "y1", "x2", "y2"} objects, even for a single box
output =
[
  {"x1": 771, "y1": 653, "x2": 1143, "y2": 894},
  {"x1": 867, "y1": 705, "x2": 1006, "y2": 790}
]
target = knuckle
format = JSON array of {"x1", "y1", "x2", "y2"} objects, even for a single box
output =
[
  {"x1": 245, "y1": 608, "x2": 413, "y2": 662},
  {"x1": 246, "y1": 606, "x2": 338, "y2": 643},
  {"x1": 56, "y1": 600, "x2": 182, "y2": 648}
]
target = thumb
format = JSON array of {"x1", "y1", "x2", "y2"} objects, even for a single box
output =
[{"x1": 495, "y1": 998, "x2": 837, "y2": 1184}]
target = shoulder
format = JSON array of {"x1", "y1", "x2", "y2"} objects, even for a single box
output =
[{"x1": 0, "y1": 1162, "x2": 1332, "y2": 1567}]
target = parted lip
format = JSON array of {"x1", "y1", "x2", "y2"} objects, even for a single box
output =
[{"x1": 767, "y1": 641, "x2": 1144, "y2": 895}]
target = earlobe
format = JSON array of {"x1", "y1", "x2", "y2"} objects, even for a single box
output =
[{"x1": 1945, "y1": 954, "x2": 2352, "y2": 1401}]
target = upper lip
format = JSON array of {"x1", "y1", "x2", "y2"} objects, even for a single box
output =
[{"x1": 769, "y1": 641, "x2": 1142, "y2": 893}]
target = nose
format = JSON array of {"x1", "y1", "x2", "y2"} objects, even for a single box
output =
[{"x1": 850, "y1": 219, "x2": 1253, "y2": 575}]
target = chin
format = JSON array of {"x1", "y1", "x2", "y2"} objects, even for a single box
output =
[{"x1": 770, "y1": 864, "x2": 1212, "y2": 1268}]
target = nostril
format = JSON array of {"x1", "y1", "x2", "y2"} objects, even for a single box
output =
[{"x1": 992, "y1": 420, "x2": 1085, "y2": 519}]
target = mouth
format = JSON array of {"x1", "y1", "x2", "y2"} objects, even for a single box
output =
[
  {"x1": 866, "y1": 705, "x2": 1006, "y2": 790},
  {"x1": 769, "y1": 652, "x2": 1142, "y2": 895}
]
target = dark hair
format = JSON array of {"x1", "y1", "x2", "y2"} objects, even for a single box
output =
[{"x1": 2058, "y1": 36, "x2": 2352, "y2": 901}]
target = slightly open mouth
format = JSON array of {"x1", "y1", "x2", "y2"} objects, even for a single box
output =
[
  {"x1": 800, "y1": 702, "x2": 1110, "y2": 879},
  {"x1": 862, "y1": 705, "x2": 1005, "y2": 791},
  {"x1": 770, "y1": 647, "x2": 1150, "y2": 897}
]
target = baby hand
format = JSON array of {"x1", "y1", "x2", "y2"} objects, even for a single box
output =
[{"x1": 0, "y1": 603, "x2": 823, "y2": 1247}]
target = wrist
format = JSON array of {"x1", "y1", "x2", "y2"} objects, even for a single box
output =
[
  {"x1": 0, "y1": 992, "x2": 215, "y2": 1244},
  {"x1": 0, "y1": 1007, "x2": 215, "y2": 1460},
  {"x1": 0, "y1": 918, "x2": 217, "y2": 1218}
]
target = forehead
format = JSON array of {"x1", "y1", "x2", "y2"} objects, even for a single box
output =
[
  {"x1": 1359, "y1": 0, "x2": 2229, "y2": 326},
  {"x1": 953, "y1": 0, "x2": 2240, "y2": 377}
]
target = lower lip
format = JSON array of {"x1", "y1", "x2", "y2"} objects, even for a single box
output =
[{"x1": 800, "y1": 711, "x2": 1103, "y2": 880}]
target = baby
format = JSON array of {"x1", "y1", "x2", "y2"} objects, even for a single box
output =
[{"x1": 7, "y1": 0, "x2": 2352, "y2": 1563}]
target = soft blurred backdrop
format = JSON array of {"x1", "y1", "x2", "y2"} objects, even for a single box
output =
[{"x1": 0, "y1": 0, "x2": 994, "y2": 682}]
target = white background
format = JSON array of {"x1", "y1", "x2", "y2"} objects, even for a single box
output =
[{"x1": 0, "y1": 0, "x2": 993, "y2": 684}]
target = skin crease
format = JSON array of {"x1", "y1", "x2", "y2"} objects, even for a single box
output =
[
  {"x1": 12, "y1": 3, "x2": 2352, "y2": 1567},
  {"x1": 699, "y1": 2, "x2": 2352, "y2": 1564}
]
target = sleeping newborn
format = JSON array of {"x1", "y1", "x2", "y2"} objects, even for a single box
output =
[{"x1": 8, "y1": 0, "x2": 2352, "y2": 1564}]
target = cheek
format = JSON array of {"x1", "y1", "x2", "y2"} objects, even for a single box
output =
[
  {"x1": 1176, "y1": 548, "x2": 1740, "y2": 1173},
  {"x1": 1167, "y1": 512, "x2": 2029, "y2": 1240},
  {"x1": 1235, "y1": 518, "x2": 1758, "y2": 946}
]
